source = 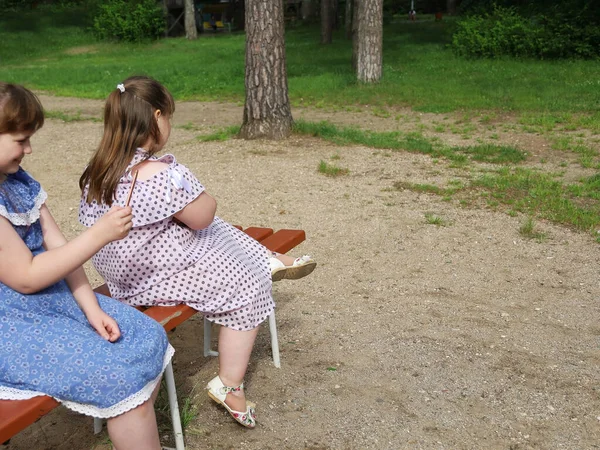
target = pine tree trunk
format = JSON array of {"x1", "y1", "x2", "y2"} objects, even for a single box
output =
[
  {"x1": 321, "y1": 0, "x2": 332, "y2": 44},
  {"x1": 184, "y1": 0, "x2": 197, "y2": 39},
  {"x1": 332, "y1": 0, "x2": 339, "y2": 29},
  {"x1": 301, "y1": 0, "x2": 315, "y2": 20},
  {"x1": 345, "y1": 0, "x2": 352, "y2": 39},
  {"x1": 447, "y1": 0, "x2": 456, "y2": 15},
  {"x1": 356, "y1": 0, "x2": 383, "y2": 83},
  {"x1": 351, "y1": 0, "x2": 360, "y2": 70},
  {"x1": 240, "y1": 0, "x2": 293, "y2": 140}
]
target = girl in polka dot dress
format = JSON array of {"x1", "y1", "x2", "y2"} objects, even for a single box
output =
[
  {"x1": 0, "y1": 83, "x2": 173, "y2": 450},
  {"x1": 78, "y1": 76, "x2": 316, "y2": 429}
]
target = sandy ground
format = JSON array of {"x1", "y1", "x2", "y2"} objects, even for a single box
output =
[{"x1": 3, "y1": 96, "x2": 599, "y2": 450}]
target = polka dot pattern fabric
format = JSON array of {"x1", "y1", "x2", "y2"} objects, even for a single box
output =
[{"x1": 79, "y1": 150, "x2": 274, "y2": 331}]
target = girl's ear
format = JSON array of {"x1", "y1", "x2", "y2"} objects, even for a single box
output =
[{"x1": 154, "y1": 109, "x2": 162, "y2": 121}]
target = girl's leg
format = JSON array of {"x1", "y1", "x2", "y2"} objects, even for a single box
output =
[
  {"x1": 271, "y1": 251, "x2": 296, "y2": 266},
  {"x1": 217, "y1": 325, "x2": 259, "y2": 412},
  {"x1": 269, "y1": 251, "x2": 317, "y2": 281},
  {"x1": 107, "y1": 399, "x2": 161, "y2": 450}
]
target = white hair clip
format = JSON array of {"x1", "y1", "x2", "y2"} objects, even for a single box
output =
[{"x1": 116, "y1": 83, "x2": 125, "y2": 93}]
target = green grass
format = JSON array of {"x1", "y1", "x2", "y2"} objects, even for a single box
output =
[
  {"x1": 519, "y1": 216, "x2": 547, "y2": 242},
  {"x1": 473, "y1": 168, "x2": 600, "y2": 233},
  {"x1": 318, "y1": 160, "x2": 349, "y2": 177},
  {"x1": 295, "y1": 120, "x2": 527, "y2": 166},
  {"x1": 0, "y1": 9, "x2": 599, "y2": 125},
  {"x1": 454, "y1": 144, "x2": 527, "y2": 164},
  {"x1": 424, "y1": 212, "x2": 447, "y2": 226},
  {"x1": 196, "y1": 126, "x2": 240, "y2": 142},
  {"x1": 393, "y1": 168, "x2": 600, "y2": 238},
  {"x1": 45, "y1": 109, "x2": 100, "y2": 122}
]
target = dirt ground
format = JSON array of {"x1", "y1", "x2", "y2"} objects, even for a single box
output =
[{"x1": 3, "y1": 95, "x2": 599, "y2": 450}]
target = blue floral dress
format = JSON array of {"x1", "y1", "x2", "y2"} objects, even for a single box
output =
[{"x1": 0, "y1": 169, "x2": 174, "y2": 418}]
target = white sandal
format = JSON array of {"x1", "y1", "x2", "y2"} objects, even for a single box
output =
[
  {"x1": 207, "y1": 376, "x2": 256, "y2": 428},
  {"x1": 270, "y1": 254, "x2": 317, "y2": 282}
]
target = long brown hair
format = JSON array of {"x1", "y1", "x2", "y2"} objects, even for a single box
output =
[
  {"x1": 0, "y1": 82, "x2": 44, "y2": 134},
  {"x1": 79, "y1": 75, "x2": 175, "y2": 205}
]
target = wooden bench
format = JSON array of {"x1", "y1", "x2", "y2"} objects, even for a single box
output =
[{"x1": 0, "y1": 226, "x2": 306, "y2": 448}]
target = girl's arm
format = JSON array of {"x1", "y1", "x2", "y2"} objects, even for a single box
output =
[
  {"x1": 0, "y1": 204, "x2": 131, "y2": 294},
  {"x1": 38, "y1": 205, "x2": 124, "y2": 341},
  {"x1": 173, "y1": 192, "x2": 217, "y2": 230},
  {"x1": 136, "y1": 160, "x2": 217, "y2": 231}
]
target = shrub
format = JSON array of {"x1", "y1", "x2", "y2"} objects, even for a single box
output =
[
  {"x1": 92, "y1": 0, "x2": 165, "y2": 42},
  {"x1": 452, "y1": 4, "x2": 600, "y2": 59},
  {"x1": 452, "y1": 6, "x2": 544, "y2": 58}
]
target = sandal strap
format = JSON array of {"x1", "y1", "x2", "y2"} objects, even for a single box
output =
[
  {"x1": 293, "y1": 255, "x2": 313, "y2": 266},
  {"x1": 219, "y1": 381, "x2": 244, "y2": 395}
]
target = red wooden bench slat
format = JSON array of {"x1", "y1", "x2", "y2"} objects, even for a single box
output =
[
  {"x1": 142, "y1": 303, "x2": 198, "y2": 332},
  {"x1": 0, "y1": 397, "x2": 59, "y2": 444},
  {"x1": 260, "y1": 229, "x2": 306, "y2": 254},
  {"x1": 0, "y1": 226, "x2": 306, "y2": 444},
  {"x1": 243, "y1": 227, "x2": 273, "y2": 242}
]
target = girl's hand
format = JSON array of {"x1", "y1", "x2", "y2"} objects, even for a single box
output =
[
  {"x1": 86, "y1": 308, "x2": 121, "y2": 342},
  {"x1": 92, "y1": 206, "x2": 133, "y2": 243}
]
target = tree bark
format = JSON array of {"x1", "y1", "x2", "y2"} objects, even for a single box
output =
[
  {"x1": 301, "y1": 0, "x2": 315, "y2": 20},
  {"x1": 351, "y1": 0, "x2": 360, "y2": 70},
  {"x1": 447, "y1": 0, "x2": 457, "y2": 15},
  {"x1": 321, "y1": 0, "x2": 332, "y2": 44},
  {"x1": 345, "y1": 0, "x2": 352, "y2": 39},
  {"x1": 332, "y1": 0, "x2": 339, "y2": 29},
  {"x1": 240, "y1": 0, "x2": 293, "y2": 140},
  {"x1": 356, "y1": 0, "x2": 383, "y2": 83},
  {"x1": 184, "y1": 0, "x2": 197, "y2": 39}
]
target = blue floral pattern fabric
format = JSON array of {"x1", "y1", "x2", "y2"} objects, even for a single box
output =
[{"x1": 0, "y1": 169, "x2": 174, "y2": 418}]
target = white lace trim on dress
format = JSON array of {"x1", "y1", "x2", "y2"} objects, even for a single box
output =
[
  {"x1": 0, "y1": 344, "x2": 175, "y2": 419},
  {"x1": 0, "y1": 188, "x2": 47, "y2": 226}
]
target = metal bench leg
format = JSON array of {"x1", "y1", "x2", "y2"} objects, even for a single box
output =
[
  {"x1": 268, "y1": 311, "x2": 281, "y2": 368},
  {"x1": 93, "y1": 417, "x2": 103, "y2": 434},
  {"x1": 203, "y1": 317, "x2": 219, "y2": 357},
  {"x1": 164, "y1": 361, "x2": 185, "y2": 450},
  {"x1": 92, "y1": 364, "x2": 184, "y2": 449}
]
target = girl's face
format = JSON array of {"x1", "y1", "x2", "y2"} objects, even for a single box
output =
[{"x1": 0, "y1": 131, "x2": 34, "y2": 176}]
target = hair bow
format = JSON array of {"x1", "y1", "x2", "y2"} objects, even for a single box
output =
[{"x1": 116, "y1": 84, "x2": 125, "y2": 93}]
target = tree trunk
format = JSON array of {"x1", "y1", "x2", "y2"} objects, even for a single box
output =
[
  {"x1": 230, "y1": 0, "x2": 246, "y2": 31},
  {"x1": 345, "y1": 0, "x2": 352, "y2": 39},
  {"x1": 184, "y1": 0, "x2": 197, "y2": 39},
  {"x1": 351, "y1": 0, "x2": 360, "y2": 70},
  {"x1": 356, "y1": 0, "x2": 383, "y2": 83},
  {"x1": 321, "y1": 0, "x2": 332, "y2": 44},
  {"x1": 301, "y1": 0, "x2": 315, "y2": 20},
  {"x1": 447, "y1": 0, "x2": 457, "y2": 15},
  {"x1": 240, "y1": 0, "x2": 293, "y2": 140},
  {"x1": 332, "y1": 0, "x2": 339, "y2": 29}
]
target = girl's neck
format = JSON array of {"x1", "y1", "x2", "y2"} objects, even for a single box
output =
[{"x1": 0, "y1": 173, "x2": 7, "y2": 184}]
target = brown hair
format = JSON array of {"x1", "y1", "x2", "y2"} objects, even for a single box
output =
[
  {"x1": 0, "y1": 82, "x2": 45, "y2": 134},
  {"x1": 79, "y1": 75, "x2": 175, "y2": 205}
]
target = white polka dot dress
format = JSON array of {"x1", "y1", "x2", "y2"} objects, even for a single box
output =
[{"x1": 79, "y1": 150, "x2": 274, "y2": 331}]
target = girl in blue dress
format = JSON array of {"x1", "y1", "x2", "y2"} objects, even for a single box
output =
[{"x1": 0, "y1": 83, "x2": 174, "y2": 450}]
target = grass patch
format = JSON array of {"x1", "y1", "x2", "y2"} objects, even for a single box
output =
[
  {"x1": 197, "y1": 126, "x2": 240, "y2": 142},
  {"x1": 318, "y1": 160, "x2": 349, "y2": 177},
  {"x1": 295, "y1": 121, "x2": 527, "y2": 167},
  {"x1": 45, "y1": 109, "x2": 99, "y2": 122},
  {"x1": 454, "y1": 144, "x2": 527, "y2": 164},
  {"x1": 393, "y1": 181, "x2": 451, "y2": 196},
  {"x1": 473, "y1": 168, "x2": 600, "y2": 233},
  {"x1": 424, "y1": 213, "x2": 447, "y2": 226},
  {"x1": 519, "y1": 216, "x2": 547, "y2": 242}
]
